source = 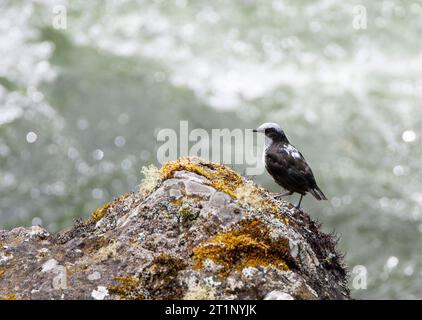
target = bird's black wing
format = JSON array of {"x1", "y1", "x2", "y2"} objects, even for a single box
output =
[{"x1": 265, "y1": 144, "x2": 318, "y2": 193}]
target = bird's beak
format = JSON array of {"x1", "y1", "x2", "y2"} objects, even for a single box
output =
[{"x1": 252, "y1": 129, "x2": 257, "y2": 132}]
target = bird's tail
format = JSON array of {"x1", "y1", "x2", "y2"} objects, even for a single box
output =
[{"x1": 310, "y1": 187, "x2": 327, "y2": 201}]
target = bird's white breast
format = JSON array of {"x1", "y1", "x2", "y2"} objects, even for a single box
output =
[{"x1": 262, "y1": 136, "x2": 272, "y2": 166}]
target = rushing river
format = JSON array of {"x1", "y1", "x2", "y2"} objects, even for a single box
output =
[{"x1": 1, "y1": 0, "x2": 422, "y2": 299}]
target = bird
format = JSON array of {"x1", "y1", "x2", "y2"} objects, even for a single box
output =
[{"x1": 253, "y1": 122, "x2": 327, "y2": 209}]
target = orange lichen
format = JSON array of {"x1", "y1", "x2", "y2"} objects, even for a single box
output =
[
  {"x1": 171, "y1": 199, "x2": 183, "y2": 206},
  {"x1": 193, "y1": 219, "x2": 292, "y2": 276},
  {"x1": 89, "y1": 202, "x2": 112, "y2": 223},
  {"x1": 87, "y1": 193, "x2": 131, "y2": 224},
  {"x1": 0, "y1": 293, "x2": 16, "y2": 300},
  {"x1": 160, "y1": 157, "x2": 243, "y2": 198},
  {"x1": 0, "y1": 268, "x2": 6, "y2": 278}
]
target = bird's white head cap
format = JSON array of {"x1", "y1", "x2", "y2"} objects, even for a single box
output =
[
  {"x1": 253, "y1": 122, "x2": 287, "y2": 143},
  {"x1": 253, "y1": 122, "x2": 283, "y2": 134}
]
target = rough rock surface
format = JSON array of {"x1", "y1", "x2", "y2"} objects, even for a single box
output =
[{"x1": 0, "y1": 157, "x2": 350, "y2": 300}]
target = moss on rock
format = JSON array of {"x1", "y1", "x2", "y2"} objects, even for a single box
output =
[{"x1": 108, "y1": 276, "x2": 144, "y2": 300}]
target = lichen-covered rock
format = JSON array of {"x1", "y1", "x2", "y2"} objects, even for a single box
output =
[{"x1": 0, "y1": 157, "x2": 350, "y2": 300}]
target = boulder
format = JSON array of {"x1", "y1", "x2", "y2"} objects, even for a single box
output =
[{"x1": 0, "y1": 157, "x2": 349, "y2": 300}]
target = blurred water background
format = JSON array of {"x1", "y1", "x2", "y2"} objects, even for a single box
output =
[{"x1": 1, "y1": 0, "x2": 422, "y2": 299}]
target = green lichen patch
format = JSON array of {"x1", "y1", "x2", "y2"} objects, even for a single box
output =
[
  {"x1": 235, "y1": 180, "x2": 278, "y2": 213},
  {"x1": 139, "y1": 164, "x2": 162, "y2": 197},
  {"x1": 193, "y1": 219, "x2": 294, "y2": 276},
  {"x1": 177, "y1": 197, "x2": 202, "y2": 222},
  {"x1": 178, "y1": 202, "x2": 194, "y2": 220},
  {"x1": 92, "y1": 239, "x2": 120, "y2": 262},
  {"x1": 183, "y1": 283, "x2": 216, "y2": 300},
  {"x1": 161, "y1": 157, "x2": 243, "y2": 198}
]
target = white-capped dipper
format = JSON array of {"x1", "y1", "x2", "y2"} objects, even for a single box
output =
[{"x1": 253, "y1": 122, "x2": 327, "y2": 209}]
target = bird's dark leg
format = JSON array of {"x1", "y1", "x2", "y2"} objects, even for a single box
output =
[
  {"x1": 273, "y1": 191, "x2": 293, "y2": 199},
  {"x1": 296, "y1": 195, "x2": 304, "y2": 209}
]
